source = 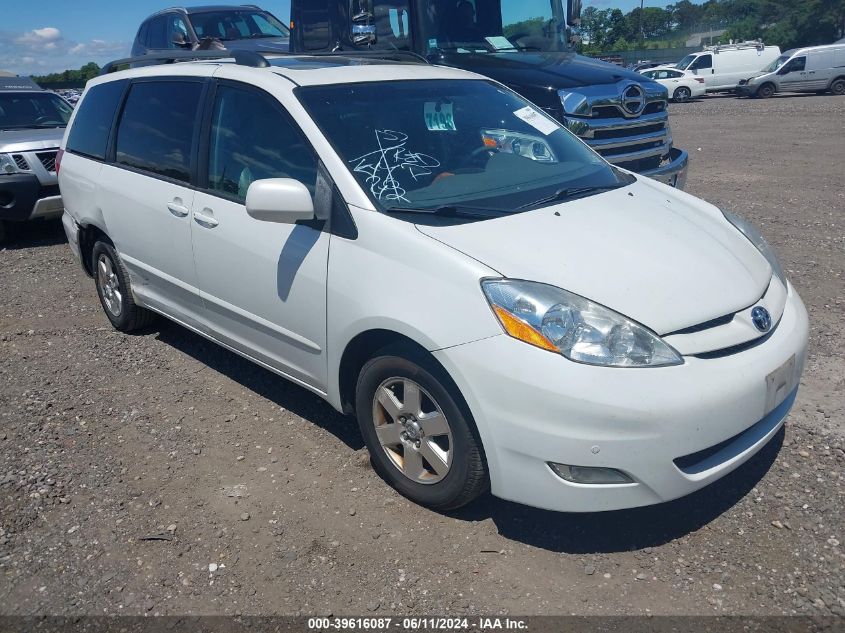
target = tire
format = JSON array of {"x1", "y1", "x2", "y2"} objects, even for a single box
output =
[
  {"x1": 756, "y1": 83, "x2": 775, "y2": 99},
  {"x1": 91, "y1": 241, "x2": 156, "y2": 332},
  {"x1": 355, "y1": 344, "x2": 488, "y2": 511},
  {"x1": 673, "y1": 86, "x2": 692, "y2": 102},
  {"x1": 830, "y1": 78, "x2": 845, "y2": 96},
  {"x1": 0, "y1": 221, "x2": 6, "y2": 243}
]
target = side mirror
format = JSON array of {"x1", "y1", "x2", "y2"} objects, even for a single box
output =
[
  {"x1": 245, "y1": 178, "x2": 314, "y2": 224},
  {"x1": 567, "y1": 0, "x2": 582, "y2": 26}
]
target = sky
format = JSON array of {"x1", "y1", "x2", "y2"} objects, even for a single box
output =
[{"x1": 1, "y1": 0, "x2": 686, "y2": 76}]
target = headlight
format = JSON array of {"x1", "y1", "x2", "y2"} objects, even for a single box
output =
[
  {"x1": 721, "y1": 209, "x2": 787, "y2": 287},
  {"x1": 480, "y1": 129, "x2": 556, "y2": 163},
  {"x1": 482, "y1": 279, "x2": 683, "y2": 367},
  {"x1": 0, "y1": 153, "x2": 24, "y2": 175}
]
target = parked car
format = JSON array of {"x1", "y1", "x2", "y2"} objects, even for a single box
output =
[
  {"x1": 675, "y1": 41, "x2": 780, "y2": 92},
  {"x1": 629, "y1": 61, "x2": 665, "y2": 73},
  {"x1": 640, "y1": 66, "x2": 705, "y2": 102},
  {"x1": 288, "y1": 0, "x2": 689, "y2": 189},
  {"x1": 737, "y1": 44, "x2": 845, "y2": 98},
  {"x1": 0, "y1": 76, "x2": 71, "y2": 241},
  {"x1": 59, "y1": 51, "x2": 808, "y2": 513},
  {"x1": 131, "y1": 5, "x2": 290, "y2": 56}
]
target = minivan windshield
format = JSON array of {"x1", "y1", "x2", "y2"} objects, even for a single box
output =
[
  {"x1": 297, "y1": 79, "x2": 632, "y2": 215},
  {"x1": 0, "y1": 92, "x2": 72, "y2": 131},
  {"x1": 762, "y1": 54, "x2": 790, "y2": 73}
]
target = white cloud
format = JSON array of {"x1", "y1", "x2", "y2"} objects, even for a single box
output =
[{"x1": 0, "y1": 26, "x2": 129, "y2": 76}]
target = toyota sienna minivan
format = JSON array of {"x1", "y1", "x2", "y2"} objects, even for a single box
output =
[{"x1": 58, "y1": 51, "x2": 808, "y2": 513}]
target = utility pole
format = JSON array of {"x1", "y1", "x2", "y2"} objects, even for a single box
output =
[{"x1": 639, "y1": 0, "x2": 645, "y2": 46}]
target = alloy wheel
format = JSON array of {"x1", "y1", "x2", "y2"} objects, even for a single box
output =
[
  {"x1": 97, "y1": 254, "x2": 123, "y2": 317},
  {"x1": 372, "y1": 377, "x2": 453, "y2": 484}
]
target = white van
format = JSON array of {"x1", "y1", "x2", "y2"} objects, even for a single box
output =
[
  {"x1": 676, "y1": 42, "x2": 781, "y2": 92},
  {"x1": 738, "y1": 44, "x2": 845, "y2": 98}
]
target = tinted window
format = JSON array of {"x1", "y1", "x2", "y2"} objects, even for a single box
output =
[
  {"x1": 115, "y1": 81, "x2": 203, "y2": 182},
  {"x1": 208, "y1": 84, "x2": 317, "y2": 202},
  {"x1": 146, "y1": 16, "x2": 168, "y2": 48},
  {"x1": 190, "y1": 9, "x2": 289, "y2": 41},
  {"x1": 691, "y1": 55, "x2": 712, "y2": 69},
  {"x1": 66, "y1": 81, "x2": 126, "y2": 159},
  {"x1": 784, "y1": 56, "x2": 806, "y2": 72}
]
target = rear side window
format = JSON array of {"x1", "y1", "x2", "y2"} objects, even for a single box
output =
[
  {"x1": 66, "y1": 80, "x2": 126, "y2": 160},
  {"x1": 115, "y1": 80, "x2": 204, "y2": 183}
]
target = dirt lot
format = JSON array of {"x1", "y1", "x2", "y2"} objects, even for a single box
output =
[{"x1": 1, "y1": 93, "x2": 843, "y2": 618}]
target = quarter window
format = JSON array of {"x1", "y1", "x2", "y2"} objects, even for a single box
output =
[
  {"x1": 207, "y1": 84, "x2": 318, "y2": 203},
  {"x1": 115, "y1": 80, "x2": 204, "y2": 183},
  {"x1": 66, "y1": 80, "x2": 126, "y2": 160}
]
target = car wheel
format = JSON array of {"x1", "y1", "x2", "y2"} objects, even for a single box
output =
[
  {"x1": 355, "y1": 345, "x2": 488, "y2": 511},
  {"x1": 673, "y1": 86, "x2": 692, "y2": 102},
  {"x1": 756, "y1": 83, "x2": 775, "y2": 99},
  {"x1": 92, "y1": 241, "x2": 156, "y2": 332},
  {"x1": 831, "y1": 78, "x2": 845, "y2": 96}
]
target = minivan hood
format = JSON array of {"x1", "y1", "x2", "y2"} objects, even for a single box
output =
[
  {"x1": 0, "y1": 127, "x2": 65, "y2": 153},
  {"x1": 415, "y1": 180, "x2": 772, "y2": 334},
  {"x1": 439, "y1": 51, "x2": 654, "y2": 90}
]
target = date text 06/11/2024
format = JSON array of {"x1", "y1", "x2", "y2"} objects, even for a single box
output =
[{"x1": 307, "y1": 617, "x2": 529, "y2": 630}]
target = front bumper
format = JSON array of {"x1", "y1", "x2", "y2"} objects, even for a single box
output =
[
  {"x1": 433, "y1": 283, "x2": 808, "y2": 513},
  {"x1": 736, "y1": 84, "x2": 757, "y2": 97},
  {"x1": 639, "y1": 147, "x2": 688, "y2": 189},
  {"x1": 0, "y1": 173, "x2": 63, "y2": 222}
]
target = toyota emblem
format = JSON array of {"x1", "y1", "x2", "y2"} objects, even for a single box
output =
[{"x1": 751, "y1": 306, "x2": 772, "y2": 332}]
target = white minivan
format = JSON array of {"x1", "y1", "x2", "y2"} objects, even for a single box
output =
[
  {"x1": 59, "y1": 51, "x2": 808, "y2": 513},
  {"x1": 738, "y1": 44, "x2": 845, "y2": 98},
  {"x1": 676, "y1": 42, "x2": 781, "y2": 92}
]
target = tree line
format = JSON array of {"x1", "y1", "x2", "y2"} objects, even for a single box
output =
[
  {"x1": 32, "y1": 62, "x2": 101, "y2": 88},
  {"x1": 577, "y1": 0, "x2": 845, "y2": 54}
]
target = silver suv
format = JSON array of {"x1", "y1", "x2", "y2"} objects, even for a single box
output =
[{"x1": 0, "y1": 76, "x2": 72, "y2": 240}]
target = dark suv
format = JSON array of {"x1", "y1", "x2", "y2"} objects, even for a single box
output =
[{"x1": 131, "y1": 5, "x2": 290, "y2": 56}]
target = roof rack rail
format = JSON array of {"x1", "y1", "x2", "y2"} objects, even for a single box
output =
[
  {"x1": 99, "y1": 49, "x2": 270, "y2": 75},
  {"x1": 254, "y1": 49, "x2": 431, "y2": 65}
]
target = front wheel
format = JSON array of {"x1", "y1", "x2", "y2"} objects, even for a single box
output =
[
  {"x1": 355, "y1": 346, "x2": 488, "y2": 511},
  {"x1": 673, "y1": 86, "x2": 692, "y2": 102},
  {"x1": 756, "y1": 83, "x2": 775, "y2": 99}
]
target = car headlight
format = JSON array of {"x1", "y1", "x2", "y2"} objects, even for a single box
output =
[
  {"x1": 0, "y1": 153, "x2": 24, "y2": 175},
  {"x1": 721, "y1": 209, "x2": 787, "y2": 287},
  {"x1": 481, "y1": 279, "x2": 683, "y2": 367}
]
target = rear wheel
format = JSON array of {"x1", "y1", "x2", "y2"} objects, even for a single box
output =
[
  {"x1": 355, "y1": 345, "x2": 488, "y2": 511},
  {"x1": 756, "y1": 83, "x2": 775, "y2": 99},
  {"x1": 673, "y1": 86, "x2": 692, "y2": 102},
  {"x1": 830, "y1": 78, "x2": 845, "y2": 96},
  {"x1": 92, "y1": 241, "x2": 156, "y2": 332}
]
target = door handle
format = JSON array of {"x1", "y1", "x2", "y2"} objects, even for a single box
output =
[
  {"x1": 167, "y1": 201, "x2": 189, "y2": 217},
  {"x1": 193, "y1": 209, "x2": 219, "y2": 228}
]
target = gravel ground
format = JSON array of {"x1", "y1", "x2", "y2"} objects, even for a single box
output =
[{"x1": 0, "y1": 93, "x2": 843, "y2": 617}]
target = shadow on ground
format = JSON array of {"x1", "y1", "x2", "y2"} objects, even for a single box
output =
[
  {"x1": 155, "y1": 320, "x2": 364, "y2": 450},
  {"x1": 0, "y1": 219, "x2": 66, "y2": 250},
  {"x1": 153, "y1": 316, "x2": 783, "y2": 555}
]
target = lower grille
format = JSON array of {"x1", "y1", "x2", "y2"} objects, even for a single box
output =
[
  {"x1": 37, "y1": 151, "x2": 58, "y2": 173},
  {"x1": 39, "y1": 184, "x2": 60, "y2": 199},
  {"x1": 12, "y1": 154, "x2": 29, "y2": 170}
]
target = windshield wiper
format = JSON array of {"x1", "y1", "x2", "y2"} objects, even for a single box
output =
[
  {"x1": 383, "y1": 204, "x2": 508, "y2": 219},
  {"x1": 517, "y1": 183, "x2": 628, "y2": 210}
]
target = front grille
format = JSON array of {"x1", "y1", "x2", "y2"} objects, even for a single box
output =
[
  {"x1": 37, "y1": 151, "x2": 58, "y2": 173},
  {"x1": 598, "y1": 140, "x2": 665, "y2": 158},
  {"x1": 12, "y1": 154, "x2": 29, "y2": 170},
  {"x1": 615, "y1": 155, "x2": 663, "y2": 172},
  {"x1": 592, "y1": 122, "x2": 665, "y2": 140}
]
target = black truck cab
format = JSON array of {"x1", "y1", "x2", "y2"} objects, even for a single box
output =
[{"x1": 289, "y1": 0, "x2": 688, "y2": 187}]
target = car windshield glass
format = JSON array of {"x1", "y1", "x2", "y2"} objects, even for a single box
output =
[
  {"x1": 297, "y1": 79, "x2": 632, "y2": 215},
  {"x1": 762, "y1": 55, "x2": 790, "y2": 73},
  {"x1": 676, "y1": 54, "x2": 695, "y2": 70},
  {"x1": 416, "y1": 0, "x2": 567, "y2": 54},
  {"x1": 191, "y1": 10, "x2": 289, "y2": 41},
  {"x1": 0, "y1": 92, "x2": 72, "y2": 130}
]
